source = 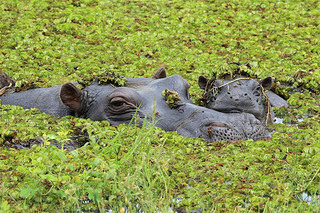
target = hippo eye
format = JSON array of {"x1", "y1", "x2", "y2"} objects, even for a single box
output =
[
  {"x1": 253, "y1": 86, "x2": 261, "y2": 96},
  {"x1": 111, "y1": 100, "x2": 124, "y2": 107},
  {"x1": 108, "y1": 88, "x2": 142, "y2": 114},
  {"x1": 109, "y1": 97, "x2": 134, "y2": 112},
  {"x1": 110, "y1": 97, "x2": 125, "y2": 107}
]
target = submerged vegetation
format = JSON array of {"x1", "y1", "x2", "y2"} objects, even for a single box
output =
[{"x1": 0, "y1": 0, "x2": 319, "y2": 212}]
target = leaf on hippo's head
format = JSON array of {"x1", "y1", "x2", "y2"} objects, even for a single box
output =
[
  {"x1": 78, "y1": 70, "x2": 127, "y2": 88},
  {"x1": 162, "y1": 89, "x2": 184, "y2": 109},
  {"x1": 96, "y1": 71, "x2": 127, "y2": 86},
  {"x1": 214, "y1": 62, "x2": 259, "y2": 80}
]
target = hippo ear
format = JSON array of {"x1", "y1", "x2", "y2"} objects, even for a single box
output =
[
  {"x1": 259, "y1": 77, "x2": 273, "y2": 90},
  {"x1": 60, "y1": 83, "x2": 86, "y2": 113},
  {"x1": 198, "y1": 75, "x2": 209, "y2": 90},
  {"x1": 152, "y1": 68, "x2": 167, "y2": 79}
]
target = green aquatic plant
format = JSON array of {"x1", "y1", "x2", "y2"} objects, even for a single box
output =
[
  {"x1": 1, "y1": 0, "x2": 320, "y2": 212},
  {"x1": 78, "y1": 70, "x2": 127, "y2": 88},
  {"x1": 162, "y1": 89, "x2": 183, "y2": 109}
]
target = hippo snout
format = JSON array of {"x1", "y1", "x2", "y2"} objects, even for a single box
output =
[
  {"x1": 227, "y1": 91, "x2": 250, "y2": 102},
  {"x1": 173, "y1": 104, "x2": 269, "y2": 142}
]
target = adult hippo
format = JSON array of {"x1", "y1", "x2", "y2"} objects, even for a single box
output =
[
  {"x1": 0, "y1": 69, "x2": 270, "y2": 142},
  {"x1": 198, "y1": 74, "x2": 288, "y2": 124}
]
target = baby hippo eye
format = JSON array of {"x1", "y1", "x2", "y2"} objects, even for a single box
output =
[{"x1": 253, "y1": 86, "x2": 261, "y2": 96}]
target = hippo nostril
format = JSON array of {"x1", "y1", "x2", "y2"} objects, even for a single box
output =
[
  {"x1": 227, "y1": 92, "x2": 231, "y2": 95},
  {"x1": 230, "y1": 96, "x2": 233, "y2": 99},
  {"x1": 244, "y1": 93, "x2": 248, "y2": 96},
  {"x1": 208, "y1": 122, "x2": 227, "y2": 127}
]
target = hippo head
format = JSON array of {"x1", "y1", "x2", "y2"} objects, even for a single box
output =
[
  {"x1": 59, "y1": 69, "x2": 270, "y2": 142},
  {"x1": 198, "y1": 75, "x2": 273, "y2": 124},
  {"x1": 59, "y1": 68, "x2": 192, "y2": 125}
]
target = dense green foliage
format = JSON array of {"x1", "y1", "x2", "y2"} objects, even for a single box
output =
[{"x1": 1, "y1": 0, "x2": 319, "y2": 212}]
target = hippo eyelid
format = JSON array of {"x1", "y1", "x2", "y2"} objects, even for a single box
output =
[
  {"x1": 109, "y1": 96, "x2": 139, "y2": 108},
  {"x1": 253, "y1": 85, "x2": 262, "y2": 96},
  {"x1": 110, "y1": 97, "x2": 126, "y2": 106},
  {"x1": 108, "y1": 89, "x2": 142, "y2": 107},
  {"x1": 108, "y1": 96, "x2": 139, "y2": 115}
]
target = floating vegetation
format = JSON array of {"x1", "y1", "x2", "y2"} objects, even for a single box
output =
[
  {"x1": 1, "y1": 0, "x2": 320, "y2": 212},
  {"x1": 78, "y1": 70, "x2": 127, "y2": 88},
  {"x1": 162, "y1": 89, "x2": 183, "y2": 109}
]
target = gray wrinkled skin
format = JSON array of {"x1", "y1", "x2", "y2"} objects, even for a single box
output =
[
  {"x1": 1, "y1": 85, "x2": 72, "y2": 117},
  {"x1": 1, "y1": 71, "x2": 270, "y2": 142},
  {"x1": 198, "y1": 76, "x2": 288, "y2": 124}
]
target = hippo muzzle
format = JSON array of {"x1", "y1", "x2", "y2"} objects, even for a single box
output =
[{"x1": 172, "y1": 103, "x2": 270, "y2": 142}]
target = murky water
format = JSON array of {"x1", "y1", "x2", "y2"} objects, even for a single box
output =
[
  {"x1": 273, "y1": 117, "x2": 307, "y2": 124},
  {"x1": 297, "y1": 192, "x2": 320, "y2": 206}
]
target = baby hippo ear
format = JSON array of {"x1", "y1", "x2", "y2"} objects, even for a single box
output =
[
  {"x1": 60, "y1": 83, "x2": 86, "y2": 113},
  {"x1": 259, "y1": 77, "x2": 273, "y2": 90},
  {"x1": 152, "y1": 68, "x2": 167, "y2": 79},
  {"x1": 198, "y1": 75, "x2": 209, "y2": 90}
]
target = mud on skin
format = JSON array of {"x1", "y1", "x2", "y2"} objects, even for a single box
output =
[{"x1": 0, "y1": 69, "x2": 270, "y2": 143}]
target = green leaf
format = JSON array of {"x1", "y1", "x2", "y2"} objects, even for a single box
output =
[
  {"x1": 40, "y1": 174, "x2": 57, "y2": 182},
  {"x1": 20, "y1": 187, "x2": 35, "y2": 199},
  {"x1": 0, "y1": 200, "x2": 10, "y2": 212},
  {"x1": 16, "y1": 166, "x2": 28, "y2": 173},
  {"x1": 53, "y1": 150, "x2": 67, "y2": 162}
]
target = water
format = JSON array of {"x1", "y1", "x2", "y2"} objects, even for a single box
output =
[
  {"x1": 274, "y1": 117, "x2": 306, "y2": 124},
  {"x1": 274, "y1": 117, "x2": 284, "y2": 124},
  {"x1": 298, "y1": 192, "x2": 320, "y2": 206}
]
